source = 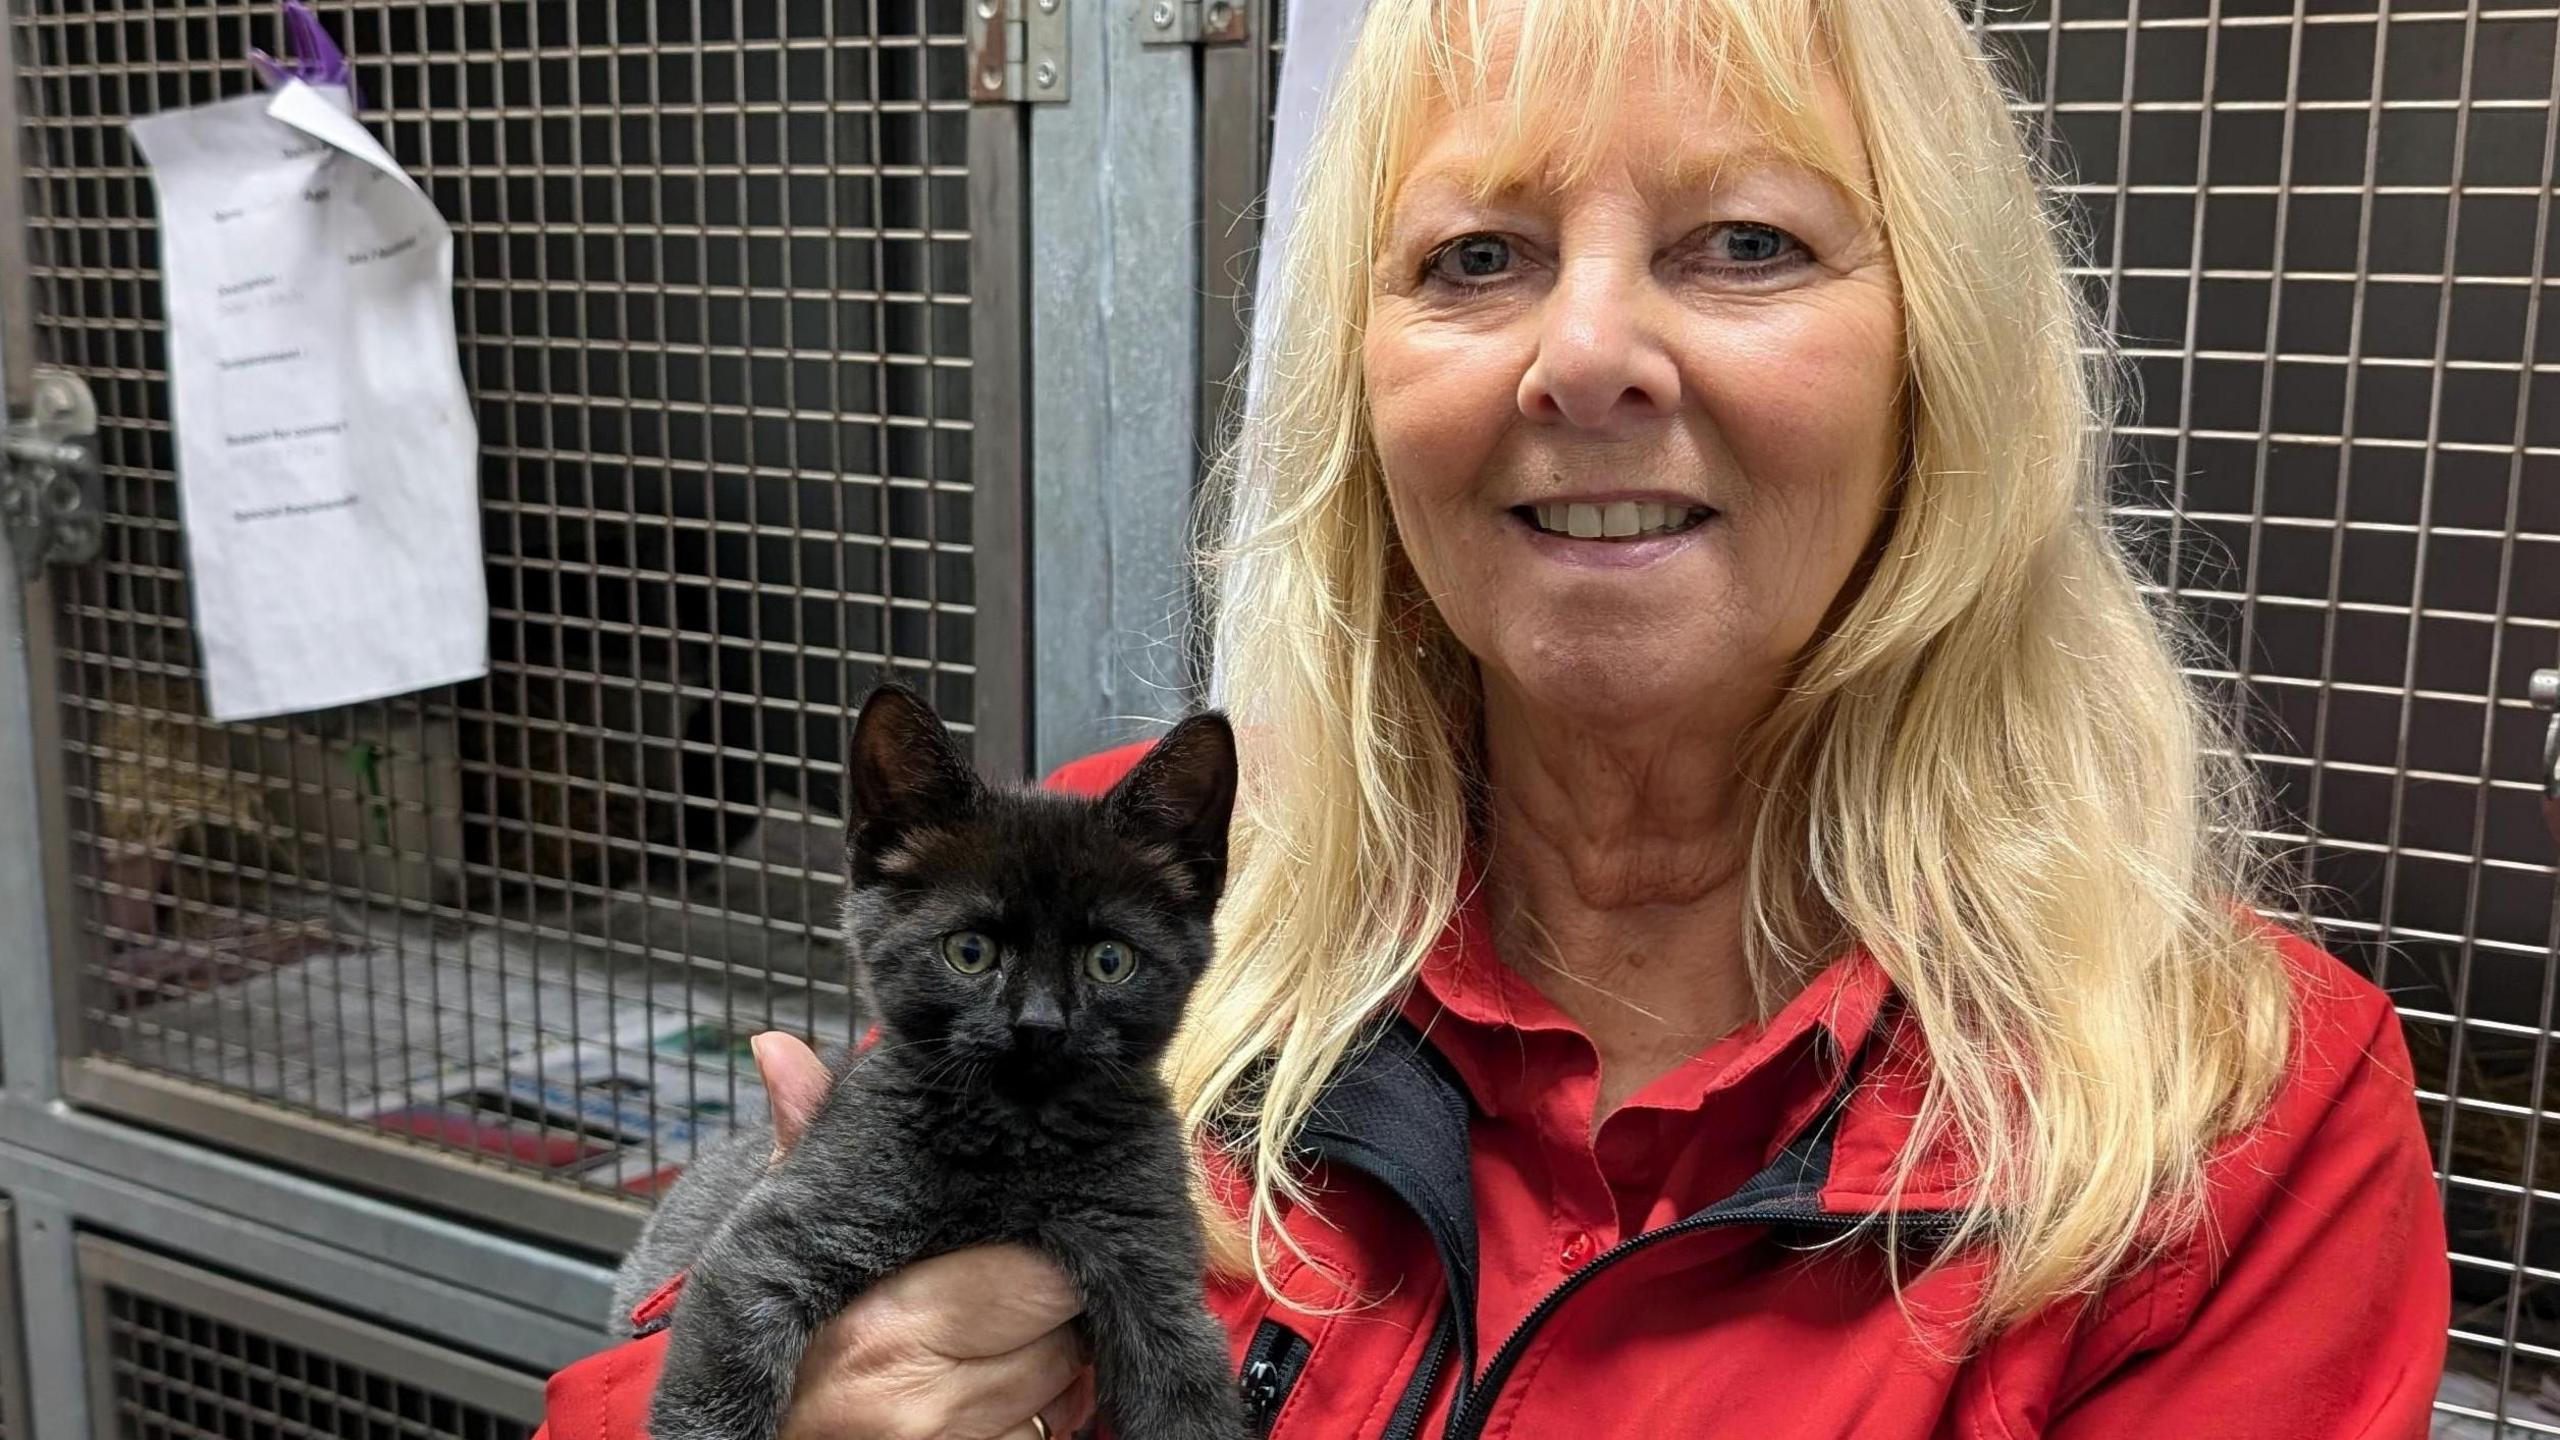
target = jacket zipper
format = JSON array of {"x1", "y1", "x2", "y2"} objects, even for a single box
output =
[
  {"x1": 1377, "y1": 1300, "x2": 1459, "y2": 1440},
  {"x1": 1239, "y1": 1317, "x2": 1314, "y2": 1437},
  {"x1": 1438, "y1": 1207, "x2": 1962, "y2": 1440}
]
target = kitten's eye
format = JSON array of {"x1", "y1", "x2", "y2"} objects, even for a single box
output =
[
  {"x1": 1082, "y1": 940, "x2": 1137, "y2": 985},
  {"x1": 941, "y1": 931, "x2": 998, "y2": 975}
]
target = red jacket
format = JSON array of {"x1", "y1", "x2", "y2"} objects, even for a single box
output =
[{"x1": 538, "y1": 745, "x2": 2448, "y2": 1440}]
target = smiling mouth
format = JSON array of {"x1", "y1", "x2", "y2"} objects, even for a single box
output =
[{"x1": 1513, "y1": 501, "x2": 1714, "y2": 541}]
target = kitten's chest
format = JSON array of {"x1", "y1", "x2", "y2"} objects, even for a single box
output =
[{"x1": 890, "y1": 1094, "x2": 1171, "y2": 1238}]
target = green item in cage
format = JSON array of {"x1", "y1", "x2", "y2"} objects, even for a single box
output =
[
  {"x1": 652, "y1": 1023, "x2": 759, "y2": 1063},
  {"x1": 345, "y1": 740, "x2": 394, "y2": 846}
]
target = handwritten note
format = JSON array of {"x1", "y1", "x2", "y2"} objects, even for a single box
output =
[{"x1": 130, "y1": 80, "x2": 485, "y2": 722}]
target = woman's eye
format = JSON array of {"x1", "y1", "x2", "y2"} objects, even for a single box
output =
[
  {"x1": 941, "y1": 930, "x2": 998, "y2": 975},
  {"x1": 1082, "y1": 940, "x2": 1138, "y2": 985},
  {"x1": 1697, "y1": 222, "x2": 1806, "y2": 271},
  {"x1": 1426, "y1": 233, "x2": 1514, "y2": 284}
]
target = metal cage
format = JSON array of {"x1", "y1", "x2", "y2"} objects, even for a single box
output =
[
  {"x1": 75, "y1": 1233, "x2": 546, "y2": 1440},
  {"x1": 1972, "y1": 2, "x2": 2559, "y2": 1429},
  {"x1": 1949, "y1": 6, "x2": 2557, "y2": 1429},
  {"x1": 8, "y1": 0, "x2": 1033, "y2": 1253}
]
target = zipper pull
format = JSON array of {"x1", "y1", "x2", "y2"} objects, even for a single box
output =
[
  {"x1": 1242, "y1": 1357, "x2": 1285, "y2": 1426},
  {"x1": 1237, "y1": 1318, "x2": 1312, "y2": 1436}
]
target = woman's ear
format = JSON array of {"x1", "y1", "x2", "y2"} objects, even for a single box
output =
[
  {"x1": 844, "y1": 683, "x2": 980, "y2": 876},
  {"x1": 1104, "y1": 712, "x2": 1239, "y2": 899}
]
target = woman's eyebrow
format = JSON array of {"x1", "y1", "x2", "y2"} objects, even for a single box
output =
[
  {"x1": 1394, "y1": 139, "x2": 1852, "y2": 215},
  {"x1": 1645, "y1": 143, "x2": 1861, "y2": 200}
]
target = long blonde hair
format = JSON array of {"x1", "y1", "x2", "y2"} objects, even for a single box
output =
[{"x1": 1175, "y1": 0, "x2": 2295, "y2": 1331}]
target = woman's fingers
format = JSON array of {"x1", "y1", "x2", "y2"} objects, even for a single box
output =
[
  {"x1": 992, "y1": 1367, "x2": 1098, "y2": 1440},
  {"x1": 771, "y1": 1244, "x2": 1091, "y2": 1440},
  {"x1": 869, "y1": 1246, "x2": 1084, "y2": 1359},
  {"x1": 776, "y1": 1245, "x2": 1089, "y2": 1440},
  {"x1": 1041, "y1": 1366, "x2": 1099, "y2": 1437},
  {"x1": 779, "y1": 1315, "x2": 1084, "y2": 1440},
  {"x1": 750, "y1": 1031, "x2": 831, "y2": 1159},
  {"x1": 940, "y1": 1328, "x2": 1086, "y2": 1437}
]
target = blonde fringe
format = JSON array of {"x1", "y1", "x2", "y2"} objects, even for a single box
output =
[{"x1": 1171, "y1": 0, "x2": 2295, "y2": 1332}]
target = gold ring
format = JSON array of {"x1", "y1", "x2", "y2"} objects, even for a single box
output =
[{"x1": 1030, "y1": 1418, "x2": 1051, "y2": 1440}]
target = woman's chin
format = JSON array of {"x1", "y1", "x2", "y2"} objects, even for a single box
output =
[{"x1": 1490, "y1": 640, "x2": 1758, "y2": 734}]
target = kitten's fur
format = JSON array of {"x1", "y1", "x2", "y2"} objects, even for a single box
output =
[{"x1": 621, "y1": 685, "x2": 1246, "y2": 1440}]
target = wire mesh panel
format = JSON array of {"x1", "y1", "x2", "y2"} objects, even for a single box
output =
[
  {"x1": 76, "y1": 1233, "x2": 544, "y2": 1440},
  {"x1": 1970, "y1": 2, "x2": 2558, "y2": 1431},
  {"x1": 10, "y1": 0, "x2": 1019, "y2": 1246}
]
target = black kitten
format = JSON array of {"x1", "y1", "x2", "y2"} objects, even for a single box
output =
[{"x1": 625, "y1": 684, "x2": 1246, "y2": 1440}]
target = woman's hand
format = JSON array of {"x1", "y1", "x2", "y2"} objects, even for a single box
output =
[{"x1": 750, "y1": 1033, "x2": 1101, "y2": 1440}]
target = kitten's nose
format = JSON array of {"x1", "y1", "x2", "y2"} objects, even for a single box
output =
[{"x1": 1012, "y1": 986, "x2": 1066, "y2": 1043}]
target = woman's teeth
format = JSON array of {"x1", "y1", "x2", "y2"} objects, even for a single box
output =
[{"x1": 1527, "y1": 502, "x2": 1709, "y2": 540}]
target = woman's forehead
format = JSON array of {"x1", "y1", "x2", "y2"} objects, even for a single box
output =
[
  {"x1": 1379, "y1": 0, "x2": 1872, "y2": 211},
  {"x1": 1395, "y1": 104, "x2": 1862, "y2": 209}
]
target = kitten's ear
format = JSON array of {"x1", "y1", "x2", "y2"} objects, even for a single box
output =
[
  {"x1": 1105, "y1": 712, "x2": 1238, "y2": 897},
  {"x1": 845, "y1": 683, "x2": 978, "y2": 870}
]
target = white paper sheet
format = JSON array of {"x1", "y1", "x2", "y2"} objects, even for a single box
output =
[{"x1": 130, "y1": 80, "x2": 486, "y2": 723}]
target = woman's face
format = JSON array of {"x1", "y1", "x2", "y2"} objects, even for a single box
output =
[{"x1": 1365, "y1": 55, "x2": 1905, "y2": 735}]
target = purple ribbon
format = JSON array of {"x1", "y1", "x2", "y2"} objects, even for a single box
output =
[{"x1": 248, "y1": 1, "x2": 361, "y2": 109}]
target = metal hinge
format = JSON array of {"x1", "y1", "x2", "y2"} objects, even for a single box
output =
[
  {"x1": 1, "y1": 366, "x2": 101, "y2": 571},
  {"x1": 2533, "y1": 667, "x2": 2559, "y2": 847},
  {"x1": 970, "y1": 0, "x2": 1070, "y2": 104},
  {"x1": 1143, "y1": 0, "x2": 1250, "y2": 45}
]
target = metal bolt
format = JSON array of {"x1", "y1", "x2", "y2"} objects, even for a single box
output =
[
  {"x1": 976, "y1": 0, "x2": 998, "y2": 18},
  {"x1": 1206, "y1": 0, "x2": 1233, "y2": 28},
  {"x1": 1034, "y1": 59, "x2": 1058, "y2": 88},
  {"x1": 1151, "y1": 1, "x2": 1175, "y2": 28},
  {"x1": 1038, "y1": 0, "x2": 1059, "y2": 10},
  {"x1": 2535, "y1": 669, "x2": 2560, "y2": 712},
  {"x1": 979, "y1": 67, "x2": 1003, "y2": 92}
]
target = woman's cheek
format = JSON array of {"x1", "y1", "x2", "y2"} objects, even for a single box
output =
[{"x1": 1695, "y1": 317, "x2": 1899, "y2": 508}]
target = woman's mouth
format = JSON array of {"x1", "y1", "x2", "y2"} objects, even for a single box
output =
[{"x1": 1512, "y1": 502, "x2": 1714, "y2": 541}]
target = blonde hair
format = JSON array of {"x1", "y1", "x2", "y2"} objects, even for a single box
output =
[{"x1": 1175, "y1": 0, "x2": 2295, "y2": 1332}]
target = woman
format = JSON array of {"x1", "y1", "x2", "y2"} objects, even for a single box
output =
[{"x1": 540, "y1": 0, "x2": 2448, "y2": 1435}]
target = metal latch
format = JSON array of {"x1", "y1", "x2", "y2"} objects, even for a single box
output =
[
  {"x1": 970, "y1": 0, "x2": 1069, "y2": 103},
  {"x1": 1, "y1": 365, "x2": 100, "y2": 571},
  {"x1": 1144, "y1": 0, "x2": 1250, "y2": 45},
  {"x1": 2534, "y1": 667, "x2": 2559, "y2": 846}
]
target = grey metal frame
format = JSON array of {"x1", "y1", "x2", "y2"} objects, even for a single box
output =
[
  {"x1": 971, "y1": 103, "x2": 1037, "y2": 779},
  {"x1": 46, "y1": 1067, "x2": 651, "y2": 1257},
  {"x1": 74, "y1": 1232, "x2": 548, "y2": 1440},
  {"x1": 1195, "y1": 0, "x2": 1276, "y2": 468},
  {"x1": 1026, "y1": 0, "x2": 1207, "y2": 772},
  {"x1": 0, "y1": 1201, "x2": 30, "y2": 1440}
]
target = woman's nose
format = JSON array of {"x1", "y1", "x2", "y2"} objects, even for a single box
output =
[{"x1": 1516, "y1": 262, "x2": 1682, "y2": 430}]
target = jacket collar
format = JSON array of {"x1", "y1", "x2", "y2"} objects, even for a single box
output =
[
  {"x1": 1402, "y1": 881, "x2": 1897, "y2": 1124},
  {"x1": 1291, "y1": 993, "x2": 1974, "y2": 1378},
  {"x1": 1299, "y1": 1018, "x2": 1489, "y2": 1379}
]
